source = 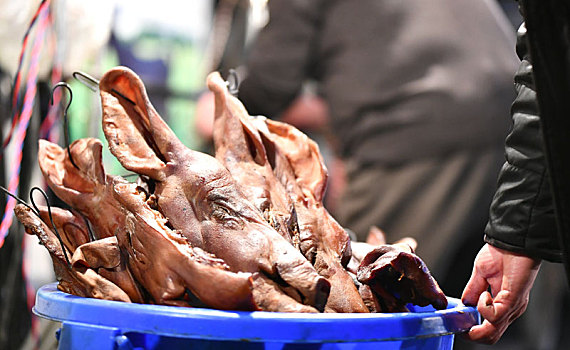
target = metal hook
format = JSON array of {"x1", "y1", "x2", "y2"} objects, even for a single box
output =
[
  {"x1": 72, "y1": 71, "x2": 135, "y2": 105},
  {"x1": 111, "y1": 88, "x2": 136, "y2": 105},
  {"x1": 2, "y1": 184, "x2": 95, "y2": 245},
  {"x1": 72, "y1": 71, "x2": 99, "y2": 92},
  {"x1": 226, "y1": 68, "x2": 240, "y2": 96},
  {"x1": 29, "y1": 187, "x2": 72, "y2": 268},
  {"x1": 0, "y1": 185, "x2": 39, "y2": 217},
  {"x1": 81, "y1": 214, "x2": 96, "y2": 242},
  {"x1": 50, "y1": 82, "x2": 79, "y2": 170}
]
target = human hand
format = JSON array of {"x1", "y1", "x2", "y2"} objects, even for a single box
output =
[
  {"x1": 194, "y1": 91, "x2": 330, "y2": 140},
  {"x1": 194, "y1": 91, "x2": 215, "y2": 141},
  {"x1": 279, "y1": 93, "x2": 329, "y2": 130},
  {"x1": 461, "y1": 243, "x2": 541, "y2": 344},
  {"x1": 365, "y1": 225, "x2": 418, "y2": 252}
]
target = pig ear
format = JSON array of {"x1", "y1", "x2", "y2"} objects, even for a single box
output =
[
  {"x1": 71, "y1": 237, "x2": 121, "y2": 270},
  {"x1": 264, "y1": 119, "x2": 329, "y2": 202},
  {"x1": 100, "y1": 66, "x2": 177, "y2": 181},
  {"x1": 38, "y1": 138, "x2": 106, "y2": 203},
  {"x1": 208, "y1": 72, "x2": 267, "y2": 165},
  {"x1": 39, "y1": 206, "x2": 91, "y2": 252}
]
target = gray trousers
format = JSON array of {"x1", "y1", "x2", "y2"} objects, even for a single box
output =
[{"x1": 336, "y1": 148, "x2": 504, "y2": 291}]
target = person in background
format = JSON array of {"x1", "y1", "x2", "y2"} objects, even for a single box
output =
[
  {"x1": 233, "y1": 0, "x2": 518, "y2": 304},
  {"x1": 462, "y1": 0, "x2": 570, "y2": 346}
]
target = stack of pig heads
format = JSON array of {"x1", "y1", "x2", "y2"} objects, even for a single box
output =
[
  {"x1": 17, "y1": 66, "x2": 446, "y2": 314},
  {"x1": 28, "y1": 84, "x2": 264, "y2": 311},
  {"x1": 98, "y1": 67, "x2": 330, "y2": 312},
  {"x1": 207, "y1": 72, "x2": 367, "y2": 313},
  {"x1": 206, "y1": 72, "x2": 446, "y2": 313}
]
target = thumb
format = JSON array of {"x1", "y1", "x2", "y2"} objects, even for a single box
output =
[{"x1": 462, "y1": 271, "x2": 489, "y2": 306}]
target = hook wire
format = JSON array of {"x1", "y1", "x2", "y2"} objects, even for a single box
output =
[
  {"x1": 81, "y1": 214, "x2": 96, "y2": 242},
  {"x1": 50, "y1": 82, "x2": 79, "y2": 170},
  {"x1": 111, "y1": 88, "x2": 136, "y2": 105},
  {"x1": 226, "y1": 68, "x2": 240, "y2": 96},
  {"x1": 0, "y1": 185, "x2": 72, "y2": 267},
  {"x1": 72, "y1": 71, "x2": 99, "y2": 92},
  {"x1": 73, "y1": 70, "x2": 137, "y2": 106},
  {"x1": 0, "y1": 185, "x2": 38, "y2": 217},
  {"x1": 29, "y1": 187, "x2": 72, "y2": 268}
]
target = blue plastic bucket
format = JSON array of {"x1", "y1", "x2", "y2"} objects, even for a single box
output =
[{"x1": 33, "y1": 283, "x2": 479, "y2": 350}]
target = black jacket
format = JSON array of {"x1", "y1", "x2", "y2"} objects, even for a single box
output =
[{"x1": 485, "y1": 0, "x2": 570, "y2": 282}]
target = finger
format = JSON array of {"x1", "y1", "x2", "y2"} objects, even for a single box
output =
[
  {"x1": 393, "y1": 237, "x2": 417, "y2": 252},
  {"x1": 477, "y1": 290, "x2": 512, "y2": 324},
  {"x1": 461, "y1": 271, "x2": 490, "y2": 306},
  {"x1": 463, "y1": 292, "x2": 506, "y2": 344},
  {"x1": 366, "y1": 226, "x2": 386, "y2": 245},
  {"x1": 489, "y1": 279, "x2": 502, "y2": 300},
  {"x1": 462, "y1": 319, "x2": 507, "y2": 344},
  {"x1": 492, "y1": 289, "x2": 528, "y2": 323}
]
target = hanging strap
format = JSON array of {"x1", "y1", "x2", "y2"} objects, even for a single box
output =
[{"x1": 0, "y1": 0, "x2": 51, "y2": 248}]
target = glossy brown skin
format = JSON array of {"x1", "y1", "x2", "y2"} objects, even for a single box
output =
[
  {"x1": 99, "y1": 67, "x2": 330, "y2": 312},
  {"x1": 358, "y1": 284, "x2": 382, "y2": 313},
  {"x1": 37, "y1": 139, "x2": 145, "y2": 303},
  {"x1": 250, "y1": 274, "x2": 319, "y2": 313},
  {"x1": 39, "y1": 205, "x2": 144, "y2": 302},
  {"x1": 14, "y1": 204, "x2": 131, "y2": 302},
  {"x1": 113, "y1": 181, "x2": 259, "y2": 310},
  {"x1": 37, "y1": 206, "x2": 90, "y2": 253},
  {"x1": 71, "y1": 237, "x2": 122, "y2": 271},
  {"x1": 209, "y1": 72, "x2": 298, "y2": 246},
  {"x1": 38, "y1": 138, "x2": 127, "y2": 240},
  {"x1": 357, "y1": 245, "x2": 448, "y2": 312},
  {"x1": 69, "y1": 235, "x2": 146, "y2": 303},
  {"x1": 38, "y1": 206, "x2": 124, "y2": 277},
  {"x1": 250, "y1": 117, "x2": 368, "y2": 313},
  {"x1": 37, "y1": 206, "x2": 138, "y2": 300},
  {"x1": 347, "y1": 239, "x2": 418, "y2": 275}
]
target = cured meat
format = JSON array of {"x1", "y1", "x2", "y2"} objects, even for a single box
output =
[
  {"x1": 11, "y1": 66, "x2": 448, "y2": 315},
  {"x1": 209, "y1": 72, "x2": 298, "y2": 246},
  {"x1": 15, "y1": 204, "x2": 131, "y2": 302},
  {"x1": 37, "y1": 205, "x2": 143, "y2": 302},
  {"x1": 38, "y1": 138, "x2": 127, "y2": 240},
  {"x1": 357, "y1": 245, "x2": 448, "y2": 312},
  {"x1": 99, "y1": 66, "x2": 330, "y2": 312},
  {"x1": 70, "y1": 235, "x2": 146, "y2": 304},
  {"x1": 38, "y1": 138, "x2": 146, "y2": 303},
  {"x1": 37, "y1": 206, "x2": 90, "y2": 252},
  {"x1": 241, "y1": 113, "x2": 367, "y2": 313},
  {"x1": 205, "y1": 72, "x2": 366, "y2": 313},
  {"x1": 112, "y1": 181, "x2": 258, "y2": 310},
  {"x1": 347, "y1": 232, "x2": 418, "y2": 275}
]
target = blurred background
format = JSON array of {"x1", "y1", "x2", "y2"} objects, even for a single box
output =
[{"x1": 2, "y1": 1, "x2": 566, "y2": 350}]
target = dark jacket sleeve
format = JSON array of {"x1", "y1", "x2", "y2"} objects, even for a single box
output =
[
  {"x1": 237, "y1": 0, "x2": 325, "y2": 118},
  {"x1": 484, "y1": 23, "x2": 562, "y2": 262}
]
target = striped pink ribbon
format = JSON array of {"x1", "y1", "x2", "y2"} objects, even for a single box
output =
[
  {"x1": 0, "y1": 4, "x2": 51, "y2": 248},
  {"x1": 3, "y1": 0, "x2": 49, "y2": 149},
  {"x1": 39, "y1": 66, "x2": 62, "y2": 142}
]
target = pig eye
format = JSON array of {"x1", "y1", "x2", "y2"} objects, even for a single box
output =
[
  {"x1": 207, "y1": 192, "x2": 244, "y2": 229},
  {"x1": 210, "y1": 202, "x2": 241, "y2": 229},
  {"x1": 259, "y1": 199, "x2": 271, "y2": 214}
]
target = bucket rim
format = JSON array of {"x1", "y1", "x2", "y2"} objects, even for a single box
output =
[{"x1": 33, "y1": 283, "x2": 480, "y2": 343}]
